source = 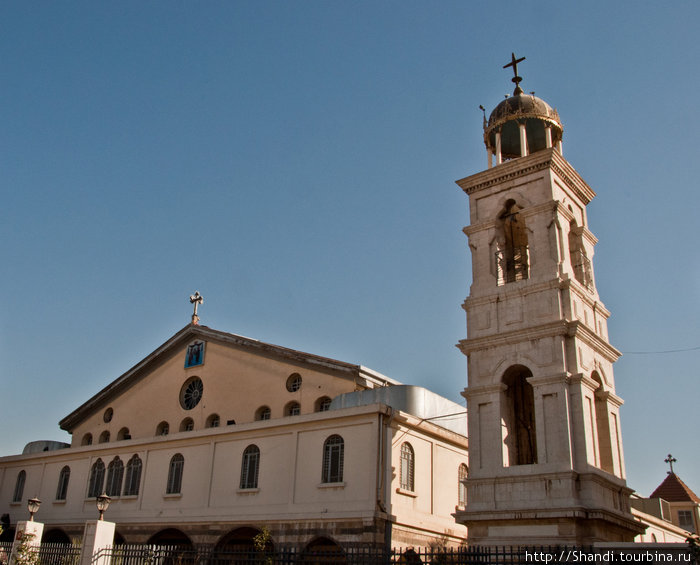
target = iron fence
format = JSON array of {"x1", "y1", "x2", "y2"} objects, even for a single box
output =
[{"x1": 31, "y1": 541, "x2": 82, "y2": 565}]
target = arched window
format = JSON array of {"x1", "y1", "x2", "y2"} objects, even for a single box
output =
[
  {"x1": 81, "y1": 433, "x2": 93, "y2": 446},
  {"x1": 240, "y1": 445, "x2": 260, "y2": 490},
  {"x1": 180, "y1": 418, "x2": 194, "y2": 432},
  {"x1": 13, "y1": 470, "x2": 26, "y2": 503},
  {"x1": 206, "y1": 414, "x2": 220, "y2": 428},
  {"x1": 105, "y1": 457, "x2": 124, "y2": 497},
  {"x1": 156, "y1": 421, "x2": 169, "y2": 436},
  {"x1": 591, "y1": 372, "x2": 614, "y2": 473},
  {"x1": 88, "y1": 459, "x2": 105, "y2": 498},
  {"x1": 322, "y1": 435, "x2": 344, "y2": 484},
  {"x1": 123, "y1": 455, "x2": 142, "y2": 496},
  {"x1": 502, "y1": 365, "x2": 537, "y2": 466},
  {"x1": 117, "y1": 427, "x2": 131, "y2": 441},
  {"x1": 285, "y1": 402, "x2": 300, "y2": 417},
  {"x1": 166, "y1": 454, "x2": 184, "y2": 494},
  {"x1": 458, "y1": 464, "x2": 468, "y2": 507},
  {"x1": 400, "y1": 443, "x2": 415, "y2": 491},
  {"x1": 56, "y1": 466, "x2": 70, "y2": 501},
  {"x1": 496, "y1": 199, "x2": 529, "y2": 284},
  {"x1": 315, "y1": 397, "x2": 332, "y2": 412},
  {"x1": 256, "y1": 406, "x2": 271, "y2": 421},
  {"x1": 99, "y1": 431, "x2": 110, "y2": 444}
]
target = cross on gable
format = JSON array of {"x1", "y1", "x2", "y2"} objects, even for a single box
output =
[
  {"x1": 665, "y1": 453, "x2": 677, "y2": 474},
  {"x1": 189, "y1": 291, "x2": 204, "y2": 325}
]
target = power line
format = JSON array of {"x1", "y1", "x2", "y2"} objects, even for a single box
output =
[{"x1": 621, "y1": 345, "x2": 700, "y2": 355}]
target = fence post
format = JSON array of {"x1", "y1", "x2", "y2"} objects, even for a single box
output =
[
  {"x1": 8, "y1": 520, "x2": 44, "y2": 565},
  {"x1": 79, "y1": 520, "x2": 115, "y2": 565}
]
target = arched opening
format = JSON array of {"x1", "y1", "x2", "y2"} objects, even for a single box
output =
[
  {"x1": 496, "y1": 200, "x2": 529, "y2": 284},
  {"x1": 156, "y1": 421, "x2": 169, "y2": 436},
  {"x1": 117, "y1": 427, "x2": 131, "y2": 441},
  {"x1": 255, "y1": 406, "x2": 271, "y2": 421},
  {"x1": 147, "y1": 528, "x2": 194, "y2": 548},
  {"x1": 502, "y1": 365, "x2": 537, "y2": 466},
  {"x1": 114, "y1": 532, "x2": 126, "y2": 545},
  {"x1": 300, "y1": 537, "x2": 346, "y2": 564},
  {"x1": 285, "y1": 401, "x2": 301, "y2": 417},
  {"x1": 81, "y1": 433, "x2": 93, "y2": 446},
  {"x1": 98, "y1": 431, "x2": 110, "y2": 444},
  {"x1": 206, "y1": 414, "x2": 220, "y2": 428},
  {"x1": 42, "y1": 528, "x2": 71, "y2": 544},
  {"x1": 315, "y1": 396, "x2": 332, "y2": 412},
  {"x1": 591, "y1": 372, "x2": 614, "y2": 473},
  {"x1": 179, "y1": 418, "x2": 194, "y2": 432},
  {"x1": 214, "y1": 527, "x2": 272, "y2": 562}
]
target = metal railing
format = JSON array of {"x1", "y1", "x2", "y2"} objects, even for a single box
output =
[{"x1": 495, "y1": 247, "x2": 529, "y2": 285}]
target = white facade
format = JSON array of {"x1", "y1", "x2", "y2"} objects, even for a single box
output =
[{"x1": 0, "y1": 324, "x2": 468, "y2": 550}]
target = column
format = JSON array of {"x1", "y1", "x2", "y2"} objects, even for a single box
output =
[
  {"x1": 495, "y1": 131, "x2": 502, "y2": 165},
  {"x1": 519, "y1": 122, "x2": 528, "y2": 156},
  {"x1": 545, "y1": 125, "x2": 553, "y2": 148}
]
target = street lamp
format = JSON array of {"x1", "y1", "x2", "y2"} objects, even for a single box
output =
[
  {"x1": 96, "y1": 493, "x2": 111, "y2": 521},
  {"x1": 27, "y1": 498, "x2": 41, "y2": 521}
]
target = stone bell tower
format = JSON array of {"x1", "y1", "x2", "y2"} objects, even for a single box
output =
[{"x1": 454, "y1": 56, "x2": 644, "y2": 544}]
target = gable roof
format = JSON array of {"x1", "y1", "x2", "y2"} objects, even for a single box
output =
[
  {"x1": 59, "y1": 323, "x2": 399, "y2": 432},
  {"x1": 650, "y1": 473, "x2": 700, "y2": 503}
]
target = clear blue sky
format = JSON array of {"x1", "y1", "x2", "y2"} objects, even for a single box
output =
[{"x1": 1, "y1": 1, "x2": 698, "y2": 499}]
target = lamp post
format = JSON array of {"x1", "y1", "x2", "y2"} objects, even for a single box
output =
[
  {"x1": 96, "y1": 493, "x2": 111, "y2": 521},
  {"x1": 27, "y1": 498, "x2": 41, "y2": 522}
]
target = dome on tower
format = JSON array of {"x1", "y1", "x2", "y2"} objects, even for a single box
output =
[{"x1": 484, "y1": 92, "x2": 562, "y2": 161}]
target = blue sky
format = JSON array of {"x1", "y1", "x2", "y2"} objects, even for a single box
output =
[{"x1": 1, "y1": 1, "x2": 698, "y2": 499}]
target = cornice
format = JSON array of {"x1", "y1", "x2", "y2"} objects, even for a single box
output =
[
  {"x1": 455, "y1": 148, "x2": 596, "y2": 205},
  {"x1": 567, "y1": 320, "x2": 621, "y2": 362},
  {"x1": 458, "y1": 319, "x2": 570, "y2": 355}
]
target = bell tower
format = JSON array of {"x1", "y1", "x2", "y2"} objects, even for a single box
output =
[{"x1": 454, "y1": 56, "x2": 644, "y2": 544}]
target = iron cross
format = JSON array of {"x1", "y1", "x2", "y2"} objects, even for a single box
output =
[
  {"x1": 665, "y1": 453, "x2": 677, "y2": 474},
  {"x1": 503, "y1": 52, "x2": 526, "y2": 92},
  {"x1": 189, "y1": 291, "x2": 204, "y2": 317}
]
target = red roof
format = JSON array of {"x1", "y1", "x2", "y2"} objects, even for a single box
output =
[{"x1": 650, "y1": 473, "x2": 700, "y2": 503}]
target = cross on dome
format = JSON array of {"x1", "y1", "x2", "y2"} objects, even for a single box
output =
[{"x1": 503, "y1": 52, "x2": 526, "y2": 94}]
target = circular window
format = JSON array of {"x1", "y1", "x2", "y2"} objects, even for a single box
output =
[
  {"x1": 103, "y1": 408, "x2": 113, "y2": 423},
  {"x1": 286, "y1": 373, "x2": 302, "y2": 392},
  {"x1": 180, "y1": 377, "x2": 204, "y2": 410}
]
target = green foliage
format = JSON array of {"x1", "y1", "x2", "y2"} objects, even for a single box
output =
[
  {"x1": 12, "y1": 531, "x2": 39, "y2": 565},
  {"x1": 253, "y1": 527, "x2": 273, "y2": 565}
]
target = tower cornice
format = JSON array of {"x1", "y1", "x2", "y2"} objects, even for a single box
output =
[{"x1": 456, "y1": 148, "x2": 596, "y2": 205}]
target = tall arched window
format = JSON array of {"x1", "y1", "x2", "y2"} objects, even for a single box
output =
[
  {"x1": 591, "y1": 372, "x2": 614, "y2": 473},
  {"x1": 166, "y1": 454, "x2": 184, "y2": 494},
  {"x1": 502, "y1": 365, "x2": 537, "y2": 466},
  {"x1": 458, "y1": 464, "x2": 468, "y2": 507},
  {"x1": 87, "y1": 459, "x2": 105, "y2": 498},
  {"x1": 322, "y1": 435, "x2": 344, "y2": 484},
  {"x1": 105, "y1": 457, "x2": 124, "y2": 497},
  {"x1": 240, "y1": 445, "x2": 260, "y2": 489},
  {"x1": 123, "y1": 455, "x2": 143, "y2": 496},
  {"x1": 13, "y1": 470, "x2": 26, "y2": 503},
  {"x1": 56, "y1": 466, "x2": 71, "y2": 501},
  {"x1": 569, "y1": 220, "x2": 592, "y2": 288},
  {"x1": 400, "y1": 443, "x2": 415, "y2": 491},
  {"x1": 496, "y1": 199, "x2": 529, "y2": 284}
]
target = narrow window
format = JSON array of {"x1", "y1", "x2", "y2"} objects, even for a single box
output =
[
  {"x1": 123, "y1": 455, "x2": 142, "y2": 496},
  {"x1": 322, "y1": 435, "x2": 344, "y2": 483},
  {"x1": 679, "y1": 510, "x2": 695, "y2": 533},
  {"x1": 502, "y1": 365, "x2": 537, "y2": 466},
  {"x1": 496, "y1": 200, "x2": 529, "y2": 284},
  {"x1": 105, "y1": 457, "x2": 124, "y2": 497},
  {"x1": 458, "y1": 464, "x2": 468, "y2": 507},
  {"x1": 56, "y1": 466, "x2": 71, "y2": 501},
  {"x1": 400, "y1": 443, "x2": 415, "y2": 491},
  {"x1": 166, "y1": 454, "x2": 184, "y2": 494},
  {"x1": 13, "y1": 470, "x2": 26, "y2": 503},
  {"x1": 88, "y1": 459, "x2": 105, "y2": 498},
  {"x1": 239, "y1": 445, "x2": 260, "y2": 489}
]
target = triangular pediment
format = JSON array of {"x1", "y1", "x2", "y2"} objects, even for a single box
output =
[{"x1": 59, "y1": 324, "x2": 398, "y2": 443}]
